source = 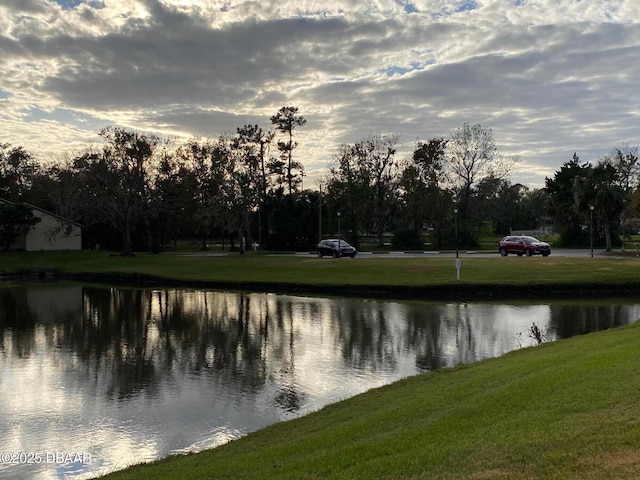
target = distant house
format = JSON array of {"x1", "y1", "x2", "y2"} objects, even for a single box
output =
[{"x1": 0, "y1": 199, "x2": 82, "y2": 251}]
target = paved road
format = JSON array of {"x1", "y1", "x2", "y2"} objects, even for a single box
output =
[
  {"x1": 295, "y1": 249, "x2": 620, "y2": 258},
  {"x1": 382, "y1": 249, "x2": 607, "y2": 258},
  {"x1": 176, "y1": 249, "x2": 625, "y2": 258}
]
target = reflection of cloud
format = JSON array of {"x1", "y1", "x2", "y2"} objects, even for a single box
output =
[
  {"x1": 1, "y1": 334, "x2": 160, "y2": 480},
  {"x1": 0, "y1": 1, "x2": 638, "y2": 186}
]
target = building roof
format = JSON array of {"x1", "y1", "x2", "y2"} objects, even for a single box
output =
[{"x1": 0, "y1": 198, "x2": 84, "y2": 228}]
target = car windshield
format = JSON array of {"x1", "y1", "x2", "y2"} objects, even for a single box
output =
[
  {"x1": 329, "y1": 240, "x2": 352, "y2": 248},
  {"x1": 522, "y1": 236, "x2": 541, "y2": 243}
]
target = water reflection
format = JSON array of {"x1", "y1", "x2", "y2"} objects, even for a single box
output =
[{"x1": 1, "y1": 285, "x2": 639, "y2": 480}]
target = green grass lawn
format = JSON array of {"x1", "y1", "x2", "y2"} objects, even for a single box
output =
[
  {"x1": 2, "y1": 250, "x2": 640, "y2": 292},
  {"x1": 100, "y1": 321, "x2": 640, "y2": 480}
]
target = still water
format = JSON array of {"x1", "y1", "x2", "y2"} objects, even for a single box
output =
[{"x1": 1, "y1": 284, "x2": 639, "y2": 479}]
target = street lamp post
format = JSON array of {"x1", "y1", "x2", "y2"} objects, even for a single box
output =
[
  {"x1": 318, "y1": 182, "x2": 323, "y2": 244},
  {"x1": 590, "y1": 204, "x2": 595, "y2": 258},
  {"x1": 454, "y1": 207, "x2": 459, "y2": 258},
  {"x1": 337, "y1": 210, "x2": 341, "y2": 259}
]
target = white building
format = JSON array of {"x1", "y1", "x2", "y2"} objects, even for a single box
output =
[{"x1": 1, "y1": 199, "x2": 82, "y2": 251}]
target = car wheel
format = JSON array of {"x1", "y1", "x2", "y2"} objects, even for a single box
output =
[
  {"x1": 499, "y1": 247, "x2": 508, "y2": 256},
  {"x1": 525, "y1": 248, "x2": 532, "y2": 257},
  {"x1": 350, "y1": 254, "x2": 356, "y2": 258},
  {"x1": 542, "y1": 252, "x2": 550, "y2": 257}
]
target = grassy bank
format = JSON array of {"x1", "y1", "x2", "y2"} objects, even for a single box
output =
[
  {"x1": 100, "y1": 321, "x2": 640, "y2": 480},
  {"x1": 2, "y1": 250, "x2": 640, "y2": 298}
]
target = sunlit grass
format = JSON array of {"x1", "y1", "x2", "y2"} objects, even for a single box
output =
[{"x1": 101, "y1": 321, "x2": 640, "y2": 480}]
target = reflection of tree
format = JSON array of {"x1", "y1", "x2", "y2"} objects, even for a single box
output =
[
  {"x1": 1, "y1": 286, "x2": 274, "y2": 401},
  {"x1": 4, "y1": 286, "x2": 638, "y2": 417},
  {"x1": 455, "y1": 303, "x2": 478, "y2": 365},
  {"x1": 109, "y1": 289, "x2": 272, "y2": 398},
  {"x1": 332, "y1": 300, "x2": 397, "y2": 372},
  {"x1": 0, "y1": 289, "x2": 39, "y2": 357},
  {"x1": 0, "y1": 287, "x2": 79, "y2": 358},
  {"x1": 550, "y1": 303, "x2": 630, "y2": 339},
  {"x1": 403, "y1": 303, "x2": 448, "y2": 372},
  {"x1": 401, "y1": 302, "x2": 485, "y2": 372},
  {"x1": 68, "y1": 288, "x2": 160, "y2": 400},
  {"x1": 269, "y1": 296, "x2": 305, "y2": 413}
]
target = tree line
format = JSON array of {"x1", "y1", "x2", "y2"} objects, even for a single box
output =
[{"x1": 1, "y1": 106, "x2": 638, "y2": 254}]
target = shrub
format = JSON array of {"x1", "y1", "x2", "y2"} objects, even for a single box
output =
[{"x1": 391, "y1": 227, "x2": 424, "y2": 250}]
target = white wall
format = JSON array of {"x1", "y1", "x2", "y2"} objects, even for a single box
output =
[{"x1": 25, "y1": 209, "x2": 82, "y2": 251}]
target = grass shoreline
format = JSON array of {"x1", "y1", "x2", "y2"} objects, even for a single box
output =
[
  {"x1": 11, "y1": 270, "x2": 640, "y2": 301},
  {"x1": 3, "y1": 250, "x2": 640, "y2": 300}
]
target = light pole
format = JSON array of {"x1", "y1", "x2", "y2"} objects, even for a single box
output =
[
  {"x1": 454, "y1": 207, "x2": 459, "y2": 258},
  {"x1": 590, "y1": 204, "x2": 594, "y2": 258},
  {"x1": 318, "y1": 182, "x2": 323, "y2": 244},
  {"x1": 337, "y1": 210, "x2": 341, "y2": 259}
]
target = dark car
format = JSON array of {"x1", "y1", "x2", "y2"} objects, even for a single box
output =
[
  {"x1": 499, "y1": 235, "x2": 551, "y2": 257},
  {"x1": 317, "y1": 239, "x2": 357, "y2": 258}
]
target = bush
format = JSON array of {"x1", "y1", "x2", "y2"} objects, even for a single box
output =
[
  {"x1": 391, "y1": 227, "x2": 424, "y2": 250},
  {"x1": 0, "y1": 202, "x2": 41, "y2": 251}
]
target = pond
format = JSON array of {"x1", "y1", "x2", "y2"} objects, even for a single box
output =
[{"x1": 1, "y1": 284, "x2": 639, "y2": 479}]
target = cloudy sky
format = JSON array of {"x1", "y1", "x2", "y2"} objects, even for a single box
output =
[{"x1": 1, "y1": 0, "x2": 639, "y2": 188}]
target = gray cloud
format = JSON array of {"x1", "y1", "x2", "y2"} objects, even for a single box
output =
[
  {"x1": 0, "y1": 0, "x2": 638, "y2": 188},
  {"x1": 34, "y1": 15, "x2": 364, "y2": 110}
]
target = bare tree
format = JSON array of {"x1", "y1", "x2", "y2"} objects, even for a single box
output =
[
  {"x1": 327, "y1": 133, "x2": 400, "y2": 248},
  {"x1": 446, "y1": 123, "x2": 497, "y2": 207},
  {"x1": 217, "y1": 132, "x2": 262, "y2": 254},
  {"x1": 74, "y1": 127, "x2": 159, "y2": 257},
  {"x1": 604, "y1": 142, "x2": 639, "y2": 192},
  {"x1": 176, "y1": 140, "x2": 223, "y2": 250},
  {"x1": 446, "y1": 123, "x2": 517, "y2": 235},
  {"x1": 602, "y1": 142, "x2": 638, "y2": 243},
  {"x1": 355, "y1": 133, "x2": 400, "y2": 248}
]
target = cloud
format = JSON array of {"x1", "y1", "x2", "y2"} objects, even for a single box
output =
[{"x1": 0, "y1": 0, "x2": 638, "y2": 187}]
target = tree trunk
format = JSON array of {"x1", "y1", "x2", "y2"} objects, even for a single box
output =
[
  {"x1": 200, "y1": 226, "x2": 208, "y2": 251},
  {"x1": 121, "y1": 221, "x2": 134, "y2": 257},
  {"x1": 287, "y1": 132, "x2": 293, "y2": 196},
  {"x1": 239, "y1": 225, "x2": 245, "y2": 254},
  {"x1": 377, "y1": 213, "x2": 385, "y2": 248},
  {"x1": 604, "y1": 220, "x2": 612, "y2": 251}
]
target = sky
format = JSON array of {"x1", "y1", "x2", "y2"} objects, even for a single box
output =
[{"x1": 1, "y1": 0, "x2": 639, "y2": 188}]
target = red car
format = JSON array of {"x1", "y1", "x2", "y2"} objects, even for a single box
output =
[{"x1": 499, "y1": 236, "x2": 551, "y2": 257}]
